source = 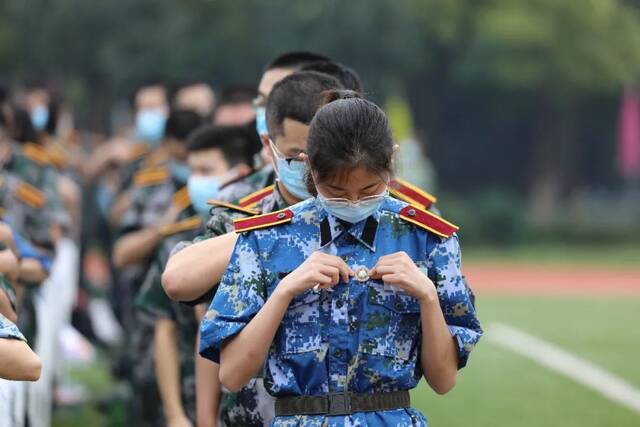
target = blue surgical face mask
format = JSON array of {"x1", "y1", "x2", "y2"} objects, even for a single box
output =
[
  {"x1": 277, "y1": 157, "x2": 312, "y2": 200},
  {"x1": 31, "y1": 105, "x2": 49, "y2": 132},
  {"x1": 270, "y1": 141, "x2": 312, "y2": 200},
  {"x1": 188, "y1": 175, "x2": 221, "y2": 218},
  {"x1": 170, "y1": 161, "x2": 190, "y2": 184},
  {"x1": 317, "y1": 190, "x2": 387, "y2": 224},
  {"x1": 135, "y1": 108, "x2": 166, "y2": 144},
  {"x1": 255, "y1": 107, "x2": 268, "y2": 137}
]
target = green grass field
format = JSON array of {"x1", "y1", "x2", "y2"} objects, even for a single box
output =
[{"x1": 413, "y1": 296, "x2": 640, "y2": 427}]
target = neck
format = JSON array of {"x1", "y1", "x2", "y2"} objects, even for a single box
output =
[{"x1": 277, "y1": 181, "x2": 301, "y2": 207}]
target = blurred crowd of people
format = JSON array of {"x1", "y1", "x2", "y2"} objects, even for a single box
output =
[{"x1": 0, "y1": 51, "x2": 479, "y2": 427}]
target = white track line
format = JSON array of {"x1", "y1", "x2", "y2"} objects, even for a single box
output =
[{"x1": 487, "y1": 322, "x2": 640, "y2": 415}]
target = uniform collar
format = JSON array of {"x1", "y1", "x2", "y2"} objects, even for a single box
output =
[{"x1": 317, "y1": 200, "x2": 379, "y2": 252}]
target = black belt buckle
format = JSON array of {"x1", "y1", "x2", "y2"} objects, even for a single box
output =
[{"x1": 328, "y1": 392, "x2": 352, "y2": 415}]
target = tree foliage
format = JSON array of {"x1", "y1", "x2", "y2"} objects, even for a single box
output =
[{"x1": 3, "y1": 0, "x2": 640, "y2": 221}]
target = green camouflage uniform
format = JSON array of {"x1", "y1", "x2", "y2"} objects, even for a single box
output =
[
  {"x1": 116, "y1": 168, "x2": 189, "y2": 427},
  {"x1": 1, "y1": 143, "x2": 69, "y2": 342},
  {"x1": 216, "y1": 166, "x2": 275, "y2": 205},
  {"x1": 135, "y1": 204, "x2": 204, "y2": 424},
  {"x1": 1, "y1": 143, "x2": 69, "y2": 250},
  {"x1": 194, "y1": 186, "x2": 287, "y2": 427}
]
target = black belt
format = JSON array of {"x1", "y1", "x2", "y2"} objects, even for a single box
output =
[{"x1": 274, "y1": 390, "x2": 410, "y2": 416}]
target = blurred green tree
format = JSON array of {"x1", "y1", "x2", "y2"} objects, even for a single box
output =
[
  {"x1": 2, "y1": 0, "x2": 640, "y2": 225},
  {"x1": 406, "y1": 0, "x2": 640, "y2": 222}
]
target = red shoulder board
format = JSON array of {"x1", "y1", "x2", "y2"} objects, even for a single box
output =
[
  {"x1": 238, "y1": 185, "x2": 275, "y2": 208},
  {"x1": 233, "y1": 208, "x2": 293, "y2": 233},
  {"x1": 389, "y1": 178, "x2": 437, "y2": 210},
  {"x1": 207, "y1": 200, "x2": 260, "y2": 216},
  {"x1": 399, "y1": 205, "x2": 458, "y2": 238}
]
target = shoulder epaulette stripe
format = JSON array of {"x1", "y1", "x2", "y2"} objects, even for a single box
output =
[
  {"x1": 207, "y1": 200, "x2": 260, "y2": 215},
  {"x1": 47, "y1": 149, "x2": 67, "y2": 169},
  {"x1": 389, "y1": 178, "x2": 437, "y2": 209},
  {"x1": 233, "y1": 208, "x2": 293, "y2": 233},
  {"x1": 238, "y1": 185, "x2": 275, "y2": 208},
  {"x1": 22, "y1": 143, "x2": 52, "y2": 166},
  {"x1": 129, "y1": 143, "x2": 150, "y2": 161},
  {"x1": 14, "y1": 182, "x2": 46, "y2": 209},
  {"x1": 399, "y1": 205, "x2": 458, "y2": 238},
  {"x1": 133, "y1": 167, "x2": 169, "y2": 187},
  {"x1": 172, "y1": 186, "x2": 191, "y2": 210},
  {"x1": 159, "y1": 215, "x2": 203, "y2": 237}
]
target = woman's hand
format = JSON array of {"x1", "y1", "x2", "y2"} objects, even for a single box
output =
[
  {"x1": 370, "y1": 251, "x2": 437, "y2": 303},
  {"x1": 279, "y1": 252, "x2": 353, "y2": 298}
]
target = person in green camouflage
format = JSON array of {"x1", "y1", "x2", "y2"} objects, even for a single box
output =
[
  {"x1": 112, "y1": 109, "x2": 203, "y2": 427},
  {"x1": 136, "y1": 124, "x2": 258, "y2": 427}
]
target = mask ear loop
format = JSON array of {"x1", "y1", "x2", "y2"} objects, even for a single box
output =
[{"x1": 268, "y1": 139, "x2": 282, "y2": 178}]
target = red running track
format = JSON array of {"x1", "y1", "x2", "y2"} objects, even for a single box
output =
[{"x1": 464, "y1": 263, "x2": 640, "y2": 296}]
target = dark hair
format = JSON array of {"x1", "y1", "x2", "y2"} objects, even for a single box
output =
[
  {"x1": 0, "y1": 85, "x2": 7, "y2": 105},
  {"x1": 186, "y1": 125, "x2": 256, "y2": 167},
  {"x1": 216, "y1": 84, "x2": 258, "y2": 107},
  {"x1": 301, "y1": 61, "x2": 363, "y2": 92},
  {"x1": 11, "y1": 107, "x2": 38, "y2": 144},
  {"x1": 164, "y1": 109, "x2": 203, "y2": 141},
  {"x1": 264, "y1": 51, "x2": 329, "y2": 72},
  {"x1": 266, "y1": 71, "x2": 343, "y2": 139},
  {"x1": 306, "y1": 90, "x2": 393, "y2": 193}
]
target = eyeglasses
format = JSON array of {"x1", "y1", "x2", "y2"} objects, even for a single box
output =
[
  {"x1": 320, "y1": 192, "x2": 388, "y2": 208},
  {"x1": 269, "y1": 139, "x2": 306, "y2": 165}
]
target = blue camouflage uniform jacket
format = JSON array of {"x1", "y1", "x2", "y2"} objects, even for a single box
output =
[
  {"x1": 0, "y1": 313, "x2": 26, "y2": 341},
  {"x1": 200, "y1": 196, "x2": 482, "y2": 427}
]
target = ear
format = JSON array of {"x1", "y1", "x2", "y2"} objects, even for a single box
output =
[{"x1": 260, "y1": 134, "x2": 270, "y2": 148}]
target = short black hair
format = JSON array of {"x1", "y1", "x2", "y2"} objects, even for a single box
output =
[
  {"x1": 301, "y1": 61, "x2": 363, "y2": 92},
  {"x1": 11, "y1": 107, "x2": 38, "y2": 144},
  {"x1": 216, "y1": 84, "x2": 258, "y2": 107},
  {"x1": 266, "y1": 71, "x2": 343, "y2": 139},
  {"x1": 0, "y1": 85, "x2": 8, "y2": 105},
  {"x1": 186, "y1": 125, "x2": 256, "y2": 167},
  {"x1": 264, "y1": 51, "x2": 330, "y2": 72},
  {"x1": 164, "y1": 109, "x2": 203, "y2": 141}
]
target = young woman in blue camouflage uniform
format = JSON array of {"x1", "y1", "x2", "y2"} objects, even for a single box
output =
[{"x1": 200, "y1": 91, "x2": 482, "y2": 426}]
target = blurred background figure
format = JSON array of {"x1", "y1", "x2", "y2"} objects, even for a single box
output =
[
  {"x1": 173, "y1": 80, "x2": 216, "y2": 120},
  {"x1": 213, "y1": 85, "x2": 257, "y2": 126}
]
